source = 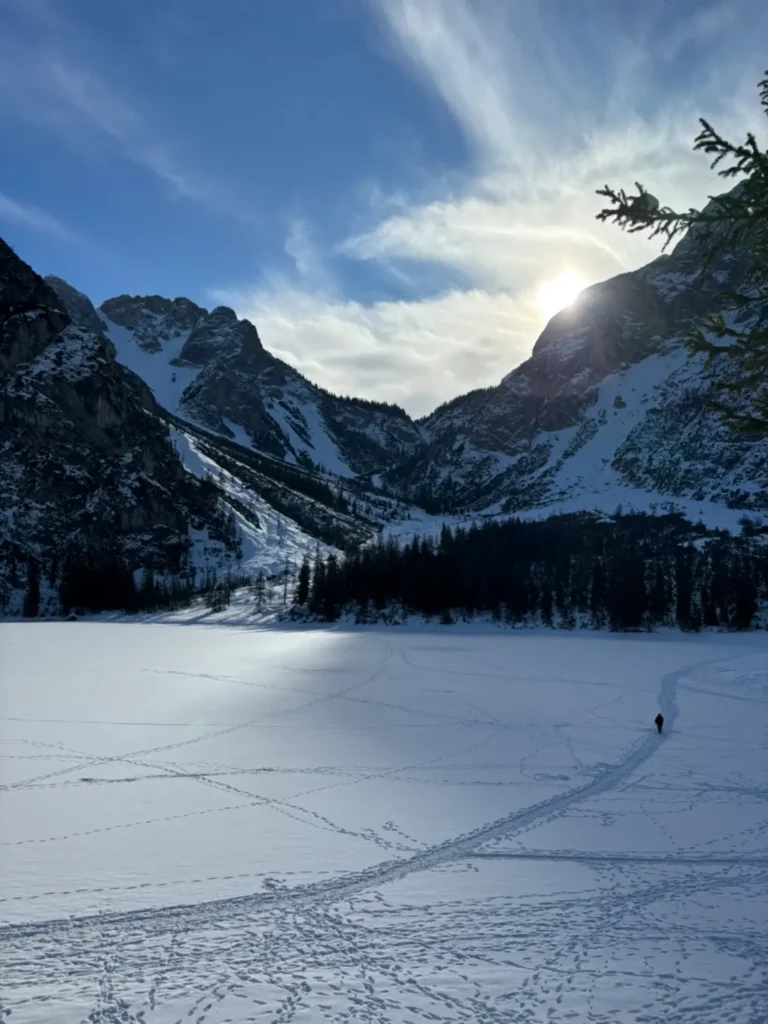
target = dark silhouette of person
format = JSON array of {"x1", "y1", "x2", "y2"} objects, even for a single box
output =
[{"x1": 654, "y1": 713, "x2": 664, "y2": 735}]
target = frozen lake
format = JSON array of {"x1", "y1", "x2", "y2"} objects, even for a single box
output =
[{"x1": 1, "y1": 623, "x2": 767, "y2": 1023}]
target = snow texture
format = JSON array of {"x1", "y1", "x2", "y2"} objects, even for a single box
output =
[
  {"x1": 2, "y1": 623, "x2": 767, "y2": 1023},
  {"x1": 266, "y1": 395, "x2": 356, "y2": 478},
  {"x1": 100, "y1": 314, "x2": 201, "y2": 417},
  {"x1": 171, "y1": 427, "x2": 335, "y2": 577}
]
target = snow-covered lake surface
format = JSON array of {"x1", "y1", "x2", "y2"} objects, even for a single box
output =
[{"x1": 1, "y1": 624, "x2": 767, "y2": 1024}]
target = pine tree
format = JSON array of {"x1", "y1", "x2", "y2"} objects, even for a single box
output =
[
  {"x1": 540, "y1": 576, "x2": 554, "y2": 627},
  {"x1": 597, "y1": 69, "x2": 768, "y2": 433},
  {"x1": 23, "y1": 558, "x2": 40, "y2": 618},
  {"x1": 648, "y1": 559, "x2": 669, "y2": 626},
  {"x1": 295, "y1": 558, "x2": 311, "y2": 606},
  {"x1": 733, "y1": 561, "x2": 758, "y2": 629},
  {"x1": 590, "y1": 556, "x2": 607, "y2": 627},
  {"x1": 254, "y1": 570, "x2": 267, "y2": 612},
  {"x1": 139, "y1": 568, "x2": 156, "y2": 609},
  {"x1": 675, "y1": 547, "x2": 695, "y2": 630}
]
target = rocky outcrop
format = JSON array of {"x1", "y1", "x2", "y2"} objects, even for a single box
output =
[
  {"x1": 100, "y1": 294, "x2": 204, "y2": 352},
  {"x1": 0, "y1": 239, "x2": 239, "y2": 614},
  {"x1": 44, "y1": 275, "x2": 107, "y2": 338},
  {"x1": 96, "y1": 294, "x2": 424, "y2": 475}
]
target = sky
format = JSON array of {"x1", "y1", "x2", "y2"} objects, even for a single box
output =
[{"x1": 1, "y1": 0, "x2": 766, "y2": 416}]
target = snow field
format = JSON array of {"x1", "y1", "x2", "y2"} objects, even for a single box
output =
[{"x1": 1, "y1": 624, "x2": 767, "y2": 1023}]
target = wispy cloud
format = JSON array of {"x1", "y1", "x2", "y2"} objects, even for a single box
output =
[
  {"x1": 0, "y1": 7, "x2": 257, "y2": 225},
  {"x1": 215, "y1": 0, "x2": 767, "y2": 414},
  {"x1": 379, "y1": 0, "x2": 529, "y2": 169},
  {"x1": 212, "y1": 282, "x2": 529, "y2": 416},
  {"x1": 283, "y1": 218, "x2": 337, "y2": 294},
  {"x1": 3, "y1": 0, "x2": 764, "y2": 416},
  {"x1": 0, "y1": 192, "x2": 79, "y2": 243}
]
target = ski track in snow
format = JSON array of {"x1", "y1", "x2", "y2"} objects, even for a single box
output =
[{"x1": 1, "y1": 627, "x2": 767, "y2": 1024}]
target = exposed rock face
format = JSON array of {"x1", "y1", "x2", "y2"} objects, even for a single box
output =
[
  {"x1": 179, "y1": 305, "x2": 261, "y2": 365},
  {"x1": 0, "y1": 239, "x2": 237, "y2": 613},
  {"x1": 26, "y1": 183, "x2": 768, "y2": 537},
  {"x1": 100, "y1": 294, "x2": 204, "y2": 352},
  {"x1": 383, "y1": 202, "x2": 767, "y2": 516},
  {"x1": 95, "y1": 294, "x2": 423, "y2": 475},
  {"x1": 44, "y1": 275, "x2": 106, "y2": 338}
]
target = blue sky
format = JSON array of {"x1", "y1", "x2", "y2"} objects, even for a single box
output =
[{"x1": 1, "y1": 0, "x2": 766, "y2": 414}]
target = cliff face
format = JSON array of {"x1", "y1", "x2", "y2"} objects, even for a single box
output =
[
  {"x1": 1, "y1": 239, "x2": 238, "y2": 613},
  {"x1": 93, "y1": 292, "x2": 424, "y2": 477}
]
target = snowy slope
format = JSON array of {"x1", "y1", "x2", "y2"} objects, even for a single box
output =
[
  {"x1": 171, "y1": 427, "x2": 336, "y2": 577},
  {"x1": 100, "y1": 315, "x2": 201, "y2": 417},
  {"x1": 2, "y1": 624, "x2": 767, "y2": 1023},
  {"x1": 42, "y1": 190, "x2": 768, "y2": 532},
  {"x1": 266, "y1": 388, "x2": 356, "y2": 478},
  {"x1": 97, "y1": 294, "x2": 423, "y2": 478}
]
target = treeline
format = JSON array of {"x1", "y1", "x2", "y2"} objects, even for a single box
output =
[
  {"x1": 298, "y1": 512, "x2": 768, "y2": 631},
  {"x1": 57, "y1": 552, "x2": 251, "y2": 616}
]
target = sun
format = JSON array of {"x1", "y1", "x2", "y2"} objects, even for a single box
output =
[{"x1": 536, "y1": 269, "x2": 588, "y2": 320}]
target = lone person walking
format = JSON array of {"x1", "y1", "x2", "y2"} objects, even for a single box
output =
[{"x1": 654, "y1": 713, "x2": 664, "y2": 735}]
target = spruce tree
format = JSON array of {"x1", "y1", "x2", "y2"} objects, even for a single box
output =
[
  {"x1": 254, "y1": 570, "x2": 267, "y2": 612},
  {"x1": 647, "y1": 559, "x2": 669, "y2": 626},
  {"x1": 597, "y1": 69, "x2": 768, "y2": 433},
  {"x1": 733, "y1": 561, "x2": 758, "y2": 629},
  {"x1": 589, "y1": 557, "x2": 607, "y2": 627},
  {"x1": 540, "y1": 576, "x2": 554, "y2": 627},
  {"x1": 296, "y1": 559, "x2": 311, "y2": 606},
  {"x1": 675, "y1": 547, "x2": 695, "y2": 629},
  {"x1": 23, "y1": 558, "x2": 40, "y2": 619}
]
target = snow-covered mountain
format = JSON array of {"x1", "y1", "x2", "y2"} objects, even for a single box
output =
[
  {"x1": 45, "y1": 189, "x2": 766, "y2": 531},
  {"x1": 92, "y1": 292, "x2": 423, "y2": 478},
  {"x1": 5, "y1": 180, "x2": 766, "y2": 616},
  {"x1": 385, "y1": 206, "x2": 768, "y2": 521},
  {"x1": 0, "y1": 240, "x2": 237, "y2": 611},
  {"x1": 1, "y1": 240, "x2": 354, "y2": 615}
]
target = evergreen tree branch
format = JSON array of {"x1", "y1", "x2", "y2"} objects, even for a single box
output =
[{"x1": 596, "y1": 69, "x2": 768, "y2": 434}]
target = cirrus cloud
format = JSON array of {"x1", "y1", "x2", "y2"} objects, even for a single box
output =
[{"x1": 216, "y1": 0, "x2": 767, "y2": 416}]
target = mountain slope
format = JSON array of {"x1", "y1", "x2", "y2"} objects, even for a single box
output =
[
  {"x1": 384, "y1": 206, "x2": 768, "y2": 518},
  {"x1": 39, "y1": 185, "x2": 768, "y2": 535},
  {"x1": 0, "y1": 240, "x2": 251, "y2": 613},
  {"x1": 93, "y1": 293, "x2": 423, "y2": 477}
]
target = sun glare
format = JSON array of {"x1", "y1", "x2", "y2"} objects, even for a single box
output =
[{"x1": 536, "y1": 269, "x2": 588, "y2": 320}]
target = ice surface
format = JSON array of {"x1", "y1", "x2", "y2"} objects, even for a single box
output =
[{"x1": 1, "y1": 624, "x2": 767, "y2": 1023}]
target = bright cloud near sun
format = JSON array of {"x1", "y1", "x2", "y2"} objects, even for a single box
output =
[
  {"x1": 536, "y1": 270, "x2": 588, "y2": 321},
  {"x1": 220, "y1": 0, "x2": 760, "y2": 415},
  {"x1": 1, "y1": 0, "x2": 764, "y2": 417}
]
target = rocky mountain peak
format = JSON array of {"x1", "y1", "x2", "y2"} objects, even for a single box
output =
[
  {"x1": 44, "y1": 275, "x2": 106, "y2": 338},
  {"x1": 388, "y1": 188, "x2": 768, "y2": 518},
  {"x1": 1, "y1": 236, "x2": 244, "y2": 614},
  {"x1": 209, "y1": 305, "x2": 238, "y2": 324},
  {"x1": 100, "y1": 294, "x2": 206, "y2": 352},
  {"x1": 177, "y1": 305, "x2": 263, "y2": 367},
  {"x1": 1, "y1": 240, "x2": 69, "y2": 376}
]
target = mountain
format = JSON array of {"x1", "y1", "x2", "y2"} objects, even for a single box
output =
[
  {"x1": 2, "y1": 240, "x2": 364, "y2": 616},
  {"x1": 5, "y1": 181, "x2": 765, "y2": 618},
  {"x1": 92, "y1": 293, "x2": 423, "y2": 478},
  {"x1": 0, "y1": 239, "x2": 253, "y2": 613},
  {"x1": 385, "y1": 204, "x2": 768, "y2": 521},
  {"x1": 54, "y1": 188, "x2": 762, "y2": 532}
]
